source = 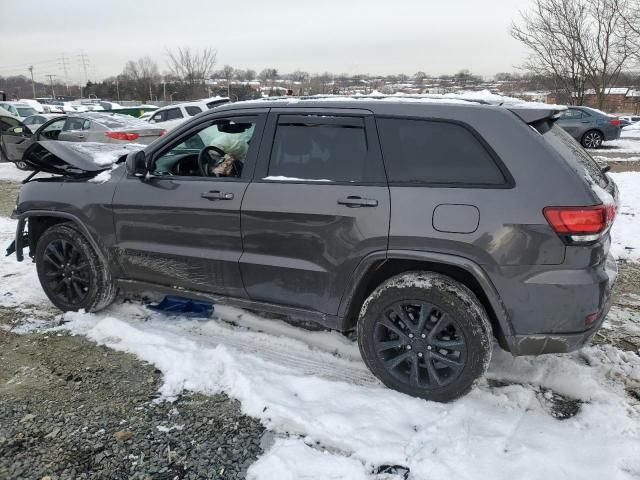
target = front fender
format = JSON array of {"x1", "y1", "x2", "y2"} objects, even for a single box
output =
[{"x1": 11, "y1": 210, "x2": 109, "y2": 265}]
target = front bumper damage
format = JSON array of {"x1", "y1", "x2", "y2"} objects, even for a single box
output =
[{"x1": 5, "y1": 210, "x2": 27, "y2": 262}]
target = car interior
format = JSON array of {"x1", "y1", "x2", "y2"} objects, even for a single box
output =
[{"x1": 152, "y1": 120, "x2": 255, "y2": 178}]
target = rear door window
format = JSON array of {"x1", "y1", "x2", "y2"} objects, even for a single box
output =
[
  {"x1": 165, "y1": 108, "x2": 184, "y2": 121},
  {"x1": 377, "y1": 118, "x2": 506, "y2": 185},
  {"x1": 185, "y1": 106, "x2": 203, "y2": 116},
  {"x1": 267, "y1": 115, "x2": 383, "y2": 183}
]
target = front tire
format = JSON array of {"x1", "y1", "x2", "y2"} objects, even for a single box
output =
[
  {"x1": 357, "y1": 272, "x2": 492, "y2": 402},
  {"x1": 581, "y1": 130, "x2": 603, "y2": 149},
  {"x1": 35, "y1": 223, "x2": 116, "y2": 312}
]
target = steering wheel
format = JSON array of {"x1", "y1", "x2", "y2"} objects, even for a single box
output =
[{"x1": 198, "y1": 145, "x2": 227, "y2": 176}]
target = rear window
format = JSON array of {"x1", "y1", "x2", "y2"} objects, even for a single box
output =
[
  {"x1": 377, "y1": 118, "x2": 506, "y2": 185},
  {"x1": 541, "y1": 124, "x2": 609, "y2": 189}
]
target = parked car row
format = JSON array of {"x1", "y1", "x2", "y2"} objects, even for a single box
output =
[
  {"x1": 0, "y1": 97, "x2": 232, "y2": 171},
  {"x1": 0, "y1": 110, "x2": 166, "y2": 170}
]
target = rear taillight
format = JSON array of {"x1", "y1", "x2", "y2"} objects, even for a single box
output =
[
  {"x1": 105, "y1": 132, "x2": 139, "y2": 141},
  {"x1": 159, "y1": 129, "x2": 167, "y2": 136},
  {"x1": 543, "y1": 204, "x2": 616, "y2": 242},
  {"x1": 610, "y1": 118, "x2": 621, "y2": 126}
]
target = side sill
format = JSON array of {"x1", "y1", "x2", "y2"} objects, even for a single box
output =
[{"x1": 115, "y1": 279, "x2": 342, "y2": 330}]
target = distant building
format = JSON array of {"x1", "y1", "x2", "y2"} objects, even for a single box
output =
[{"x1": 582, "y1": 87, "x2": 640, "y2": 113}]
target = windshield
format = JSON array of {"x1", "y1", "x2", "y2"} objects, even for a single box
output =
[{"x1": 17, "y1": 107, "x2": 37, "y2": 117}]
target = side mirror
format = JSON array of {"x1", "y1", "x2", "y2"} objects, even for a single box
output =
[{"x1": 126, "y1": 150, "x2": 147, "y2": 177}]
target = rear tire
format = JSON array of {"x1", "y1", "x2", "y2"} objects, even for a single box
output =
[
  {"x1": 357, "y1": 272, "x2": 492, "y2": 402},
  {"x1": 581, "y1": 130, "x2": 603, "y2": 149},
  {"x1": 35, "y1": 223, "x2": 116, "y2": 312}
]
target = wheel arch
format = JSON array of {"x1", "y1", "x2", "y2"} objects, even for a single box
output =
[
  {"x1": 338, "y1": 250, "x2": 515, "y2": 352},
  {"x1": 16, "y1": 211, "x2": 108, "y2": 265}
]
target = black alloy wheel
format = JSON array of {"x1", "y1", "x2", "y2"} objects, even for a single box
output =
[
  {"x1": 41, "y1": 238, "x2": 91, "y2": 306},
  {"x1": 374, "y1": 301, "x2": 466, "y2": 388}
]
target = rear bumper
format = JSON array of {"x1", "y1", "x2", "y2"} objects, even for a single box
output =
[
  {"x1": 494, "y1": 253, "x2": 617, "y2": 355},
  {"x1": 603, "y1": 125, "x2": 622, "y2": 141}
]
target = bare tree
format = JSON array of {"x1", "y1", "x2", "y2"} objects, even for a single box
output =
[
  {"x1": 259, "y1": 68, "x2": 279, "y2": 86},
  {"x1": 122, "y1": 57, "x2": 160, "y2": 101},
  {"x1": 512, "y1": 0, "x2": 637, "y2": 108},
  {"x1": 166, "y1": 47, "x2": 217, "y2": 97},
  {"x1": 217, "y1": 65, "x2": 235, "y2": 98}
]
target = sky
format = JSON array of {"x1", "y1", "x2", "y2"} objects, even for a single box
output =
[{"x1": 0, "y1": 0, "x2": 534, "y2": 83}]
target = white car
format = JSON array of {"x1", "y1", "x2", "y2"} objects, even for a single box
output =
[
  {"x1": 147, "y1": 101, "x2": 210, "y2": 126},
  {"x1": 0, "y1": 101, "x2": 38, "y2": 121},
  {"x1": 19, "y1": 99, "x2": 46, "y2": 113}
]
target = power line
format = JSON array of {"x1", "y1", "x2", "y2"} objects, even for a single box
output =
[
  {"x1": 58, "y1": 52, "x2": 70, "y2": 94},
  {"x1": 77, "y1": 52, "x2": 90, "y2": 97},
  {"x1": 45, "y1": 74, "x2": 57, "y2": 98}
]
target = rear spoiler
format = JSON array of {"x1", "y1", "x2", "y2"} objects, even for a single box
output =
[
  {"x1": 507, "y1": 106, "x2": 566, "y2": 133},
  {"x1": 507, "y1": 107, "x2": 565, "y2": 124}
]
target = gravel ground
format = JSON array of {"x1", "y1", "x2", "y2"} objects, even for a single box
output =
[
  {"x1": 0, "y1": 181, "x2": 19, "y2": 218},
  {"x1": 0, "y1": 310, "x2": 265, "y2": 480}
]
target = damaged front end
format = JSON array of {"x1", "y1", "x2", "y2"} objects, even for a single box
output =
[
  {"x1": 5, "y1": 214, "x2": 29, "y2": 261},
  {"x1": 20, "y1": 140, "x2": 144, "y2": 177},
  {"x1": 6, "y1": 140, "x2": 144, "y2": 262}
]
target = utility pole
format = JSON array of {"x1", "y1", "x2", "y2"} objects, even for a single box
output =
[
  {"x1": 77, "y1": 52, "x2": 90, "y2": 99},
  {"x1": 28, "y1": 66, "x2": 36, "y2": 98},
  {"x1": 115, "y1": 76, "x2": 120, "y2": 102},
  {"x1": 46, "y1": 74, "x2": 56, "y2": 99},
  {"x1": 57, "y1": 52, "x2": 70, "y2": 95}
]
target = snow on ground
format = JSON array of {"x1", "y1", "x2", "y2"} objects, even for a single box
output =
[
  {"x1": 1, "y1": 171, "x2": 640, "y2": 479},
  {"x1": 0, "y1": 162, "x2": 30, "y2": 183},
  {"x1": 610, "y1": 172, "x2": 640, "y2": 260},
  {"x1": 603, "y1": 128, "x2": 640, "y2": 153},
  {"x1": 46, "y1": 304, "x2": 639, "y2": 480}
]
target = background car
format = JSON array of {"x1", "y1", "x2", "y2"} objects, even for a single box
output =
[
  {"x1": 0, "y1": 101, "x2": 38, "y2": 120},
  {"x1": 620, "y1": 115, "x2": 640, "y2": 124},
  {"x1": 147, "y1": 101, "x2": 209, "y2": 125},
  {"x1": 1, "y1": 112, "x2": 166, "y2": 170},
  {"x1": 22, "y1": 113, "x2": 64, "y2": 132},
  {"x1": 0, "y1": 109, "x2": 25, "y2": 165},
  {"x1": 556, "y1": 106, "x2": 621, "y2": 148}
]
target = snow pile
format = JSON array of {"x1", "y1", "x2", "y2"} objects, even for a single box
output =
[
  {"x1": 64, "y1": 142, "x2": 144, "y2": 166},
  {"x1": 88, "y1": 165, "x2": 118, "y2": 184},
  {"x1": 262, "y1": 176, "x2": 332, "y2": 182},
  {"x1": 241, "y1": 90, "x2": 565, "y2": 110},
  {"x1": 610, "y1": 172, "x2": 640, "y2": 260}
]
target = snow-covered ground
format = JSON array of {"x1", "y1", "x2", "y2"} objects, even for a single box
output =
[
  {"x1": 603, "y1": 125, "x2": 640, "y2": 154},
  {"x1": 610, "y1": 172, "x2": 640, "y2": 259},
  {"x1": 0, "y1": 171, "x2": 639, "y2": 479},
  {"x1": 0, "y1": 162, "x2": 30, "y2": 183}
]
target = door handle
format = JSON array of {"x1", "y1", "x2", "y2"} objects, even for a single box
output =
[
  {"x1": 77, "y1": 134, "x2": 85, "y2": 138},
  {"x1": 338, "y1": 196, "x2": 378, "y2": 207},
  {"x1": 201, "y1": 190, "x2": 234, "y2": 201}
]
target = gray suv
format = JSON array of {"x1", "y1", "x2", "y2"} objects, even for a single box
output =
[{"x1": 7, "y1": 98, "x2": 619, "y2": 402}]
